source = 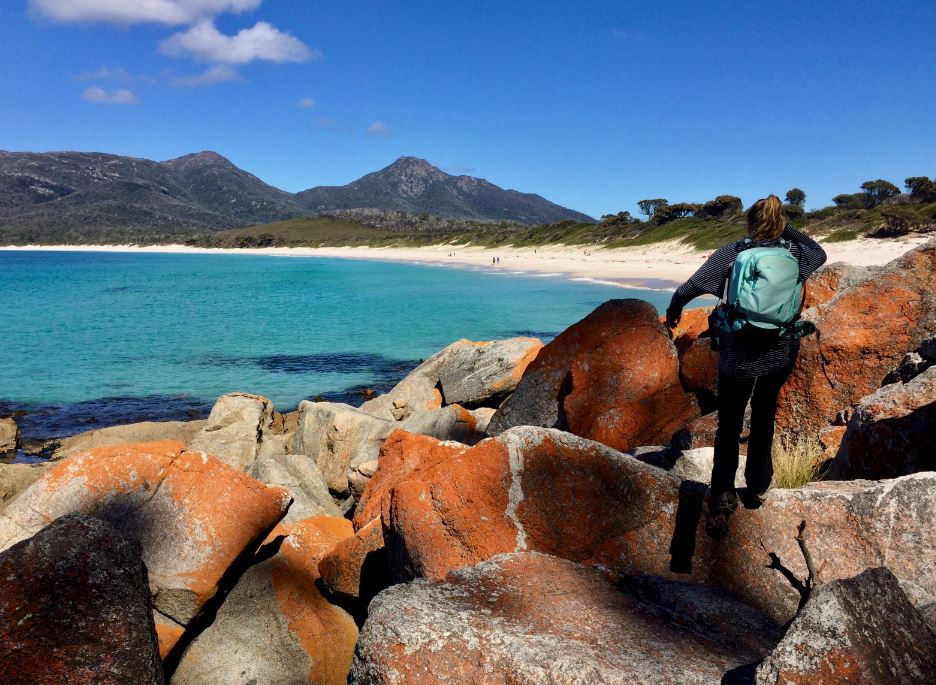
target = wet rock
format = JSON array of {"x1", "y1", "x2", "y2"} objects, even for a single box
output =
[
  {"x1": 754, "y1": 567, "x2": 936, "y2": 684},
  {"x1": 777, "y1": 240, "x2": 936, "y2": 440},
  {"x1": 830, "y1": 365, "x2": 936, "y2": 479},
  {"x1": 489, "y1": 299, "x2": 699, "y2": 452},
  {"x1": 361, "y1": 337, "x2": 542, "y2": 421},
  {"x1": 250, "y1": 452, "x2": 342, "y2": 522},
  {"x1": 356, "y1": 427, "x2": 936, "y2": 625},
  {"x1": 351, "y1": 552, "x2": 780, "y2": 685},
  {"x1": 0, "y1": 513, "x2": 162, "y2": 685},
  {"x1": 189, "y1": 392, "x2": 275, "y2": 470},
  {"x1": 0, "y1": 417, "x2": 18, "y2": 459},
  {"x1": 171, "y1": 516, "x2": 358, "y2": 685},
  {"x1": 52, "y1": 419, "x2": 207, "y2": 461},
  {"x1": 0, "y1": 440, "x2": 291, "y2": 641},
  {"x1": 0, "y1": 462, "x2": 49, "y2": 507}
]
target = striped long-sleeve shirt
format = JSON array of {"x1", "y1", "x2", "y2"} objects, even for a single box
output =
[{"x1": 667, "y1": 224, "x2": 828, "y2": 378}]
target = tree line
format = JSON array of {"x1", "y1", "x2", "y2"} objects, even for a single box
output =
[{"x1": 601, "y1": 175, "x2": 935, "y2": 235}]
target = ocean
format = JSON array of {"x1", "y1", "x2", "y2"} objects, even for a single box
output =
[{"x1": 0, "y1": 250, "x2": 673, "y2": 441}]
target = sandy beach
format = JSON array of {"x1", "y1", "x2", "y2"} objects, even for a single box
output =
[{"x1": 3, "y1": 235, "x2": 929, "y2": 289}]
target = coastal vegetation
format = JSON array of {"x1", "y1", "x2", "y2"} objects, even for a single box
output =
[{"x1": 195, "y1": 176, "x2": 936, "y2": 252}]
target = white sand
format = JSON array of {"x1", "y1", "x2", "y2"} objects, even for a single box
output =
[{"x1": 2, "y1": 235, "x2": 929, "y2": 289}]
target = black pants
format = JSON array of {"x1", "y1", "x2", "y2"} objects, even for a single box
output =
[{"x1": 710, "y1": 363, "x2": 793, "y2": 506}]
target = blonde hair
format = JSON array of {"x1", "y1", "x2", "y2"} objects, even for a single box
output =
[{"x1": 747, "y1": 195, "x2": 785, "y2": 240}]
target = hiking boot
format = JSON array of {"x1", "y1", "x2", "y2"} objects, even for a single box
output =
[
  {"x1": 739, "y1": 488, "x2": 768, "y2": 510},
  {"x1": 705, "y1": 491, "x2": 738, "y2": 540}
]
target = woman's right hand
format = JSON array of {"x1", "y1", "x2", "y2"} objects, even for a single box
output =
[{"x1": 665, "y1": 307, "x2": 681, "y2": 329}]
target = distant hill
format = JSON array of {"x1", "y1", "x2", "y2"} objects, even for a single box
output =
[
  {"x1": 296, "y1": 157, "x2": 595, "y2": 224},
  {"x1": 0, "y1": 150, "x2": 303, "y2": 243},
  {"x1": 0, "y1": 151, "x2": 594, "y2": 243}
]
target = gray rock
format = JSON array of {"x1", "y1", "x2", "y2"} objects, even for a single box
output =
[
  {"x1": 292, "y1": 401, "x2": 489, "y2": 496},
  {"x1": 361, "y1": 337, "x2": 541, "y2": 421},
  {"x1": 0, "y1": 417, "x2": 17, "y2": 459},
  {"x1": 0, "y1": 513, "x2": 163, "y2": 684},
  {"x1": 348, "y1": 459, "x2": 379, "y2": 501},
  {"x1": 831, "y1": 365, "x2": 936, "y2": 479},
  {"x1": 0, "y1": 462, "x2": 50, "y2": 508},
  {"x1": 291, "y1": 401, "x2": 396, "y2": 496},
  {"x1": 627, "y1": 445, "x2": 746, "y2": 486},
  {"x1": 755, "y1": 567, "x2": 936, "y2": 684},
  {"x1": 170, "y1": 518, "x2": 358, "y2": 685},
  {"x1": 351, "y1": 552, "x2": 780, "y2": 685},
  {"x1": 399, "y1": 404, "x2": 488, "y2": 445},
  {"x1": 250, "y1": 452, "x2": 342, "y2": 523},
  {"x1": 437, "y1": 337, "x2": 542, "y2": 406},
  {"x1": 189, "y1": 392, "x2": 275, "y2": 470},
  {"x1": 52, "y1": 419, "x2": 207, "y2": 460}
]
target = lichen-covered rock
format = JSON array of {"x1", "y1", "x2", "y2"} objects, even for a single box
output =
[
  {"x1": 171, "y1": 516, "x2": 358, "y2": 685},
  {"x1": 52, "y1": 419, "x2": 207, "y2": 460},
  {"x1": 831, "y1": 365, "x2": 936, "y2": 479},
  {"x1": 489, "y1": 299, "x2": 699, "y2": 452},
  {"x1": 802, "y1": 262, "x2": 876, "y2": 309},
  {"x1": 189, "y1": 392, "x2": 275, "y2": 470},
  {"x1": 318, "y1": 517, "x2": 389, "y2": 611},
  {"x1": 679, "y1": 337, "x2": 719, "y2": 397},
  {"x1": 0, "y1": 461, "x2": 49, "y2": 507},
  {"x1": 777, "y1": 240, "x2": 936, "y2": 440},
  {"x1": 250, "y1": 452, "x2": 342, "y2": 522},
  {"x1": 0, "y1": 513, "x2": 163, "y2": 685},
  {"x1": 361, "y1": 337, "x2": 541, "y2": 421},
  {"x1": 351, "y1": 552, "x2": 780, "y2": 685},
  {"x1": 0, "y1": 417, "x2": 18, "y2": 460},
  {"x1": 755, "y1": 567, "x2": 936, "y2": 684},
  {"x1": 666, "y1": 307, "x2": 712, "y2": 353},
  {"x1": 0, "y1": 441, "x2": 291, "y2": 640},
  {"x1": 356, "y1": 427, "x2": 936, "y2": 625}
]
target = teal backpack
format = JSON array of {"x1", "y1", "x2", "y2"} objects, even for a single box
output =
[{"x1": 711, "y1": 238, "x2": 811, "y2": 336}]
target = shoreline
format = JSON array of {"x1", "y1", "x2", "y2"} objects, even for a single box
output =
[{"x1": 1, "y1": 235, "x2": 929, "y2": 289}]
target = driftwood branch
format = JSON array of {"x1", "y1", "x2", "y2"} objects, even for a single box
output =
[{"x1": 763, "y1": 519, "x2": 820, "y2": 613}]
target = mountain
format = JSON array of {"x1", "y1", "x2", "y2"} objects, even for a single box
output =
[
  {"x1": 296, "y1": 157, "x2": 595, "y2": 224},
  {"x1": 0, "y1": 151, "x2": 593, "y2": 244},
  {"x1": 0, "y1": 150, "x2": 304, "y2": 243}
]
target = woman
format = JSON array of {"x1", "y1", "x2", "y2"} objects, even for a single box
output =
[{"x1": 665, "y1": 195, "x2": 827, "y2": 538}]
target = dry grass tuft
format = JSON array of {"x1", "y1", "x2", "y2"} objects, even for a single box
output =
[{"x1": 773, "y1": 440, "x2": 829, "y2": 489}]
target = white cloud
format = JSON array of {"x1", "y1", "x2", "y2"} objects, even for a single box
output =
[
  {"x1": 160, "y1": 20, "x2": 316, "y2": 64},
  {"x1": 297, "y1": 97, "x2": 315, "y2": 109},
  {"x1": 82, "y1": 86, "x2": 140, "y2": 104},
  {"x1": 30, "y1": 0, "x2": 262, "y2": 26},
  {"x1": 170, "y1": 64, "x2": 241, "y2": 86},
  {"x1": 366, "y1": 121, "x2": 391, "y2": 138},
  {"x1": 77, "y1": 66, "x2": 133, "y2": 83}
]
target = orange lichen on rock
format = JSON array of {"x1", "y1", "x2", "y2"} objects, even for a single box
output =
[
  {"x1": 0, "y1": 441, "x2": 292, "y2": 630},
  {"x1": 269, "y1": 517, "x2": 358, "y2": 685}
]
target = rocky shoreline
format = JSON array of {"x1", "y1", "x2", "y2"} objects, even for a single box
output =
[{"x1": 1, "y1": 239, "x2": 934, "y2": 683}]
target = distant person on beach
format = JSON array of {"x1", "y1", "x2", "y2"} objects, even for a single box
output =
[{"x1": 665, "y1": 195, "x2": 827, "y2": 539}]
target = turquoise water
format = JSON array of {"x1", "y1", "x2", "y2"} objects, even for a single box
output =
[{"x1": 0, "y1": 250, "x2": 672, "y2": 439}]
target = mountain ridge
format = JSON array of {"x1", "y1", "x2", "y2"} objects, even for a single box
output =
[{"x1": 0, "y1": 150, "x2": 594, "y2": 243}]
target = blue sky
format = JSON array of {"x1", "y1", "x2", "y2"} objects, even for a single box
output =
[{"x1": 1, "y1": 1, "x2": 933, "y2": 218}]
